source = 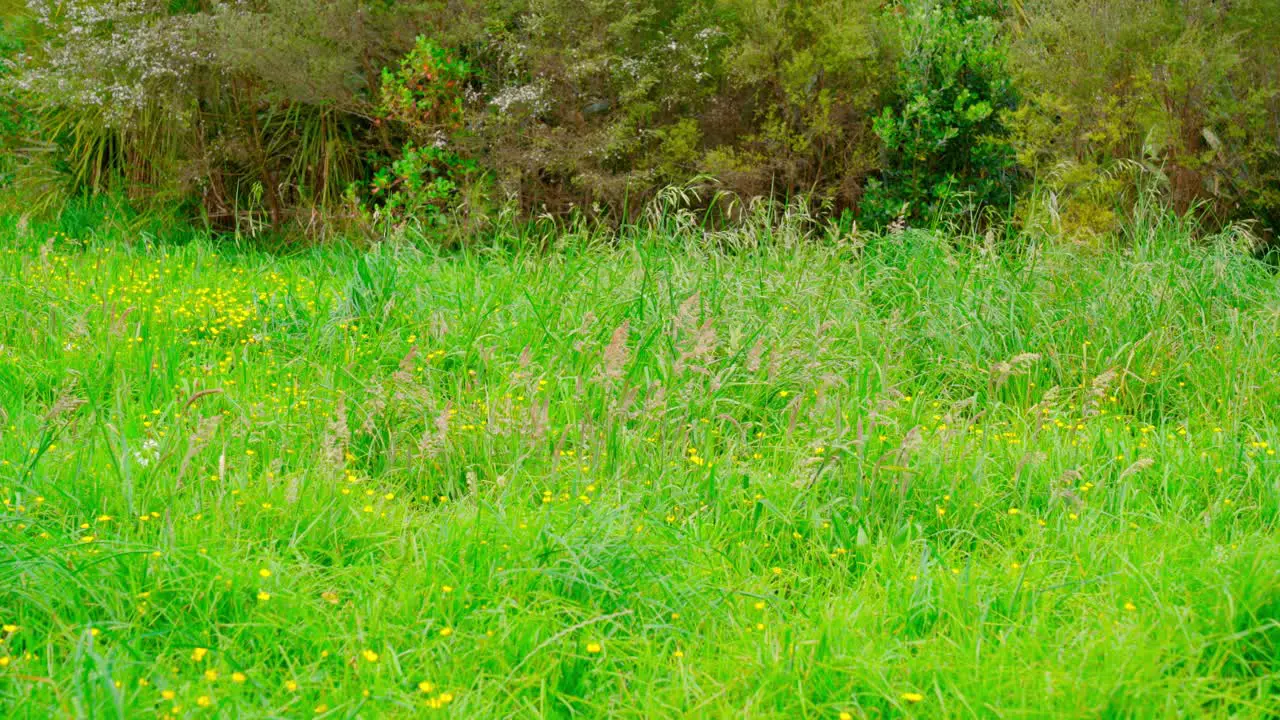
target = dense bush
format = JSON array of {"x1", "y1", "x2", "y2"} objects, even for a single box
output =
[
  {"x1": 861, "y1": 0, "x2": 1019, "y2": 227},
  {"x1": 1, "y1": 0, "x2": 897, "y2": 231},
  {"x1": 1, "y1": 0, "x2": 1277, "y2": 239},
  {"x1": 356, "y1": 37, "x2": 478, "y2": 231},
  {"x1": 3, "y1": 0, "x2": 422, "y2": 235},
  {"x1": 437, "y1": 0, "x2": 894, "y2": 217},
  {"x1": 1009, "y1": 0, "x2": 1280, "y2": 238}
]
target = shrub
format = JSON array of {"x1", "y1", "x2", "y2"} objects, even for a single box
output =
[
  {"x1": 442, "y1": 0, "x2": 893, "y2": 218},
  {"x1": 4, "y1": 0, "x2": 422, "y2": 235},
  {"x1": 1010, "y1": 0, "x2": 1280, "y2": 238},
  {"x1": 860, "y1": 0, "x2": 1020, "y2": 228},
  {"x1": 349, "y1": 37, "x2": 479, "y2": 233},
  {"x1": 379, "y1": 37, "x2": 472, "y2": 144},
  {"x1": 709, "y1": 0, "x2": 894, "y2": 209},
  {"x1": 4, "y1": 0, "x2": 1278, "y2": 239}
]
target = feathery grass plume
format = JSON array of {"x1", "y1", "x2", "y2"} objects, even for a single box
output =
[
  {"x1": 674, "y1": 293, "x2": 700, "y2": 336},
  {"x1": 418, "y1": 402, "x2": 452, "y2": 458},
  {"x1": 176, "y1": 415, "x2": 221, "y2": 489},
  {"x1": 895, "y1": 426, "x2": 923, "y2": 465},
  {"x1": 321, "y1": 397, "x2": 350, "y2": 467},
  {"x1": 1052, "y1": 468, "x2": 1085, "y2": 509},
  {"x1": 889, "y1": 425, "x2": 924, "y2": 498},
  {"x1": 802, "y1": 321, "x2": 837, "y2": 375},
  {"x1": 108, "y1": 306, "x2": 135, "y2": 339},
  {"x1": 360, "y1": 381, "x2": 389, "y2": 435},
  {"x1": 284, "y1": 472, "x2": 301, "y2": 505},
  {"x1": 599, "y1": 320, "x2": 630, "y2": 382},
  {"x1": 989, "y1": 352, "x2": 1041, "y2": 390},
  {"x1": 1118, "y1": 457, "x2": 1155, "y2": 482},
  {"x1": 43, "y1": 391, "x2": 85, "y2": 424},
  {"x1": 183, "y1": 388, "x2": 223, "y2": 411},
  {"x1": 941, "y1": 396, "x2": 983, "y2": 437},
  {"x1": 527, "y1": 395, "x2": 550, "y2": 442},
  {"x1": 785, "y1": 393, "x2": 802, "y2": 439},
  {"x1": 1029, "y1": 385, "x2": 1062, "y2": 431},
  {"x1": 38, "y1": 236, "x2": 54, "y2": 266},
  {"x1": 691, "y1": 319, "x2": 718, "y2": 363},
  {"x1": 745, "y1": 339, "x2": 764, "y2": 373},
  {"x1": 617, "y1": 384, "x2": 640, "y2": 417},
  {"x1": 1012, "y1": 451, "x2": 1048, "y2": 487},
  {"x1": 642, "y1": 383, "x2": 667, "y2": 418},
  {"x1": 676, "y1": 319, "x2": 717, "y2": 376},
  {"x1": 392, "y1": 345, "x2": 418, "y2": 384},
  {"x1": 1084, "y1": 369, "x2": 1118, "y2": 417}
]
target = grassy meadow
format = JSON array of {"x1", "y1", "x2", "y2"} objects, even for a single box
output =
[{"x1": 1, "y1": 214, "x2": 1279, "y2": 718}]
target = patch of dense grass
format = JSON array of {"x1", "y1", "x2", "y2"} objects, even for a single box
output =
[{"x1": 1, "y1": 217, "x2": 1279, "y2": 718}]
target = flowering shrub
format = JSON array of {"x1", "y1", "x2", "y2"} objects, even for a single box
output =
[
  {"x1": 447, "y1": 0, "x2": 893, "y2": 218},
  {"x1": 2, "y1": 0, "x2": 422, "y2": 230}
]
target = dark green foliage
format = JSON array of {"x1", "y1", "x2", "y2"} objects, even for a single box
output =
[
  {"x1": 446, "y1": 0, "x2": 894, "y2": 217},
  {"x1": 0, "y1": 8, "x2": 32, "y2": 190},
  {"x1": 2, "y1": 0, "x2": 1278, "y2": 240},
  {"x1": 352, "y1": 37, "x2": 479, "y2": 233},
  {"x1": 861, "y1": 0, "x2": 1019, "y2": 228}
]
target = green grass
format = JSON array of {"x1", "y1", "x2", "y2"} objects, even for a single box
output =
[{"x1": 1, "y1": 213, "x2": 1279, "y2": 719}]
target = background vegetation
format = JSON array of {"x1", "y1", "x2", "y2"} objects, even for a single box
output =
[
  {"x1": 1, "y1": 208, "x2": 1279, "y2": 718},
  {"x1": 1, "y1": 0, "x2": 1277, "y2": 241},
  {"x1": 4, "y1": 3, "x2": 1280, "y2": 718}
]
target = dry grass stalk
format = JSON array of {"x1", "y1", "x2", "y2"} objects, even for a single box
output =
[
  {"x1": 990, "y1": 352, "x2": 1041, "y2": 390},
  {"x1": 321, "y1": 398, "x2": 350, "y2": 467},
  {"x1": 361, "y1": 382, "x2": 388, "y2": 434},
  {"x1": 418, "y1": 402, "x2": 452, "y2": 457},
  {"x1": 674, "y1": 293, "x2": 700, "y2": 336},
  {"x1": 177, "y1": 415, "x2": 222, "y2": 488},
  {"x1": 392, "y1": 345, "x2": 419, "y2": 384},
  {"x1": 745, "y1": 339, "x2": 764, "y2": 372},
  {"x1": 44, "y1": 392, "x2": 86, "y2": 423},
  {"x1": 676, "y1": 319, "x2": 717, "y2": 375},
  {"x1": 600, "y1": 320, "x2": 630, "y2": 382},
  {"x1": 529, "y1": 396, "x2": 550, "y2": 441},
  {"x1": 1118, "y1": 457, "x2": 1154, "y2": 482},
  {"x1": 1084, "y1": 369, "x2": 1118, "y2": 417}
]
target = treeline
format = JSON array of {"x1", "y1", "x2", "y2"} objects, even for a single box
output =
[{"x1": 1, "y1": 0, "x2": 1278, "y2": 240}]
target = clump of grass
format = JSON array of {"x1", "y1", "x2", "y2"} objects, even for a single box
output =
[{"x1": 0, "y1": 213, "x2": 1278, "y2": 718}]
